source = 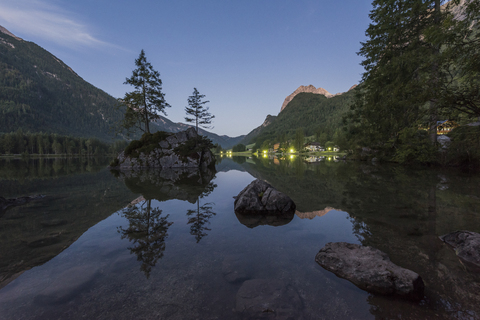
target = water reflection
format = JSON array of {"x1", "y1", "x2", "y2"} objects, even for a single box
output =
[
  {"x1": 237, "y1": 156, "x2": 480, "y2": 319},
  {"x1": 234, "y1": 210, "x2": 294, "y2": 228},
  {"x1": 114, "y1": 167, "x2": 218, "y2": 273},
  {"x1": 0, "y1": 158, "x2": 135, "y2": 289},
  {"x1": 118, "y1": 199, "x2": 173, "y2": 278},
  {"x1": 187, "y1": 198, "x2": 215, "y2": 242}
]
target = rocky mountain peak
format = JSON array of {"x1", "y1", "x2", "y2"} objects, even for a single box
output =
[
  {"x1": 280, "y1": 84, "x2": 357, "y2": 113},
  {"x1": 0, "y1": 25, "x2": 22, "y2": 41}
]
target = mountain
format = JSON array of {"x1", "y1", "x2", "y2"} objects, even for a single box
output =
[
  {"x1": 252, "y1": 90, "x2": 355, "y2": 144},
  {"x1": 280, "y1": 84, "x2": 357, "y2": 112},
  {"x1": 0, "y1": 26, "x2": 125, "y2": 142},
  {"x1": 239, "y1": 114, "x2": 277, "y2": 145},
  {"x1": 152, "y1": 116, "x2": 245, "y2": 149},
  {"x1": 0, "y1": 26, "x2": 241, "y2": 148},
  {"x1": 242, "y1": 84, "x2": 357, "y2": 145}
]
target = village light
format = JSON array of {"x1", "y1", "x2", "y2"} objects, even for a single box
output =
[{"x1": 290, "y1": 149, "x2": 294, "y2": 153}]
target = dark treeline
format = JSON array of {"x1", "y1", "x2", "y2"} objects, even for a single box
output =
[{"x1": 0, "y1": 130, "x2": 128, "y2": 155}]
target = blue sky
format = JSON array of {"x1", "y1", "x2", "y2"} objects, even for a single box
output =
[{"x1": 0, "y1": 0, "x2": 372, "y2": 137}]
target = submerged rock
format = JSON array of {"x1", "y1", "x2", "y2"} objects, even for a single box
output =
[
  {"x1": 235, "y1": 279, "x2": 303, "y2": 319},
  {"x1": 440, "y1": 230, "x2": 480, "y2": 272},
  {"x1": 234, "y1": 179, "x2": 296, "y2": 215},
  {"x1": 315, "y1": 242, "x2": 424, "y2": 300}
]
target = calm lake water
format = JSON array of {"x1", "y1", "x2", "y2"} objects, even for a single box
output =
[{"x1": 0, "y1": 156, "x2": 479, "y2": 319}]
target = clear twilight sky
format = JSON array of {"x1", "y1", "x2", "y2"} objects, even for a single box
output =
[{"x1": 0, "y1": 0, "x2": 373, "y2": 137}]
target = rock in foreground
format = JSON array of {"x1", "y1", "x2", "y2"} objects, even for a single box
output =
[
  {"x1": 440, "y1": 230, "x2": 480, "y2": 272},
  {"x1": 234, "y1": 179, "x2": 296, "y2": 215},
  {"x1": 315, "y1": 242, "x2": 424, "y2": 300}
]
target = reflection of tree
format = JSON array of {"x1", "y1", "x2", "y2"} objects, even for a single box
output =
[
  {"x1": 186, "y1": 181, "x2": 216, "y2": 243},
  {"x1": 186, "y1": 199, "x2": 215, "y2": 243},
  {"x1": 118, "y1": 199, "x2": 173, "y2": 278}
]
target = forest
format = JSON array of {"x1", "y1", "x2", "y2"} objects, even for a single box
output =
[{"x1": 0, "y1": 130, "x2": 127, "y2": 156}]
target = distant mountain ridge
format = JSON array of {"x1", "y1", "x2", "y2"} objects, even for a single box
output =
[{"x1": 0, "y1": 25, "x2": 241, "y2": 148}]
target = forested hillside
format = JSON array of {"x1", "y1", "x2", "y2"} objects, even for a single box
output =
[
  {"x1": 250, "y1": 90, "x2": 354, "y2": 145},
  {"x1": 0, "y1": 28, "x2": 125, "y2": 142}
]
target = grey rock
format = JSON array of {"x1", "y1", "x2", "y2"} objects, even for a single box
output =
[
  {"x1": 234, "y1": 179, "x2": 295, "y2": 215},
  {"x1": 440, "y1": 230, "x2": 480, "y2": 272},
  {"x1": 315, "y1": 242, "x2": 424, "y2": 300},
  {"x1": 235, "y1": 279, "x2": 303, "y2": 319},
  {"x1": 115, "y1": 128, "x2": 215, "y2": 169}
]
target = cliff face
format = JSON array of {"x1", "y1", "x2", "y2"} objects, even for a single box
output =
[{"x1": 280, "y1": 84, "x2": 357, "y2": 112}]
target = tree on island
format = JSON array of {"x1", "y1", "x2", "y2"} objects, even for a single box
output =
[
  {"x1": 185, "y1": 88, "x2": 214, "y2": 134},
  {"x1": 118, "y1": 50, "x2": 170, "y2": 135}
]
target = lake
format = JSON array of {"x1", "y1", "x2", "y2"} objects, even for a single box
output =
[{"x1": 0, "y1": 156, "x2": 479, "y2": 319}]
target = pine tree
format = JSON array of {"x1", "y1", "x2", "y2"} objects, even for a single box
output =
[
  {"x1": 120, "y1": 50, "x2": 170, "y2": 135},
  {"x1": 185, "y1": 88, "x2": 214, "y2": 134},
  {"x1": 349, "y1": 0, "x2": 446, "y2": 152}
]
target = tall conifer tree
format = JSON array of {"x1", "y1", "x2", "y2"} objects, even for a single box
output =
[
  {"x1": 349, "y1": 0, "x2": 446, "y2": 151},
  {"x1": 184, "y1": 88, "x2": 214, "y2": 134},
  {"x1": 120, "y1": 50, "x2": 170, "y2": 135}
]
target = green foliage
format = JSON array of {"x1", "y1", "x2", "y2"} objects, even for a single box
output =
[
  {"x1": 0, "y1": 33, "x2": 126, "y2": 142},
  {"x1": 0, "y1": 131, "x2": 125, "y2": 155},
  {"x1": 294, "y1": 128, "x2": 305, "y2": 151},
  {"x1": 445, "y1": 125, "x2": 480, "y2": 167},
  {"x1": 392, "y1": 128, "x2": 438, "y2": 164},
  {"x1": 119, "y1": 50, "x2": 170, "y2": 135},
  {"x1": 346, "y1": 0, "x2": 480, "y2": 161},
  {"x1": 232, "y1": 143, "x2": 246, "y2": 152},
  {"x1": 124, "y1": 131, "x2": 172, "y2": 158},
  {"x1": 251, "y1": 91, "x2": 354, "y2": 147},
  {"x1": 185, "y1": 88, "x2": 214, "y2": 133},
  {"x1": 173, "y1": 135, "x2": 214, "y2": 161}
]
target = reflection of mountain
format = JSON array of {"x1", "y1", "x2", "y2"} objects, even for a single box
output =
[
  {"x1": 0, "y1": 159, "x2": 136, "y2": 289},
  {"x1": 214, "y1": 157, "x2": 247, "y2": 173},
  {"x1": 234, "y1": 156, "x2": 480, "y2": 319},
  {"x1": 115, "y1": 166, "x2": 217, "y2": 203},
  {"x1": 235, "y1": 211, "x2": 294, "y2": 228},
  {"x1": 295, "y1": 207, "x2": 338, "y2": 219}
]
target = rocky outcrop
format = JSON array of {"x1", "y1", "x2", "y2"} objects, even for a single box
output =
[
  {"x1": 0, "y1": 25, "x2": 22, "y2": 41},
  {"x1": 234, "y1": 179, "x2": 296, "y2": 215},
  {"x1": 115, "y1": 128, "x2": 215, "y2": 170},
  {"x1": 440, "y1": 230, "x2": 480, "y2": 272},
  {"x1": 315, "y1": 242, "x2": 425, "y2": 300},
  {"x1": 280, "y1": 84, "x2": 357, "y2": 112}
]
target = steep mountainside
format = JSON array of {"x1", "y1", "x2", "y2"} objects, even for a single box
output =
[
  {"x1": 250, "y1": 89, "x2": 356, "y2": 144},
  {"x1": 239, "y1": 114, "x2": 277, "y2": 145},
  {"x1": 280, "y1": 84, "x2": 357, "y2": 112},
  {"x1": 0, "y1": 26, "x2": 240, "y2": 148},
  {"x1": 0, "y1": 26, "x2": 125, "y2": 141}
]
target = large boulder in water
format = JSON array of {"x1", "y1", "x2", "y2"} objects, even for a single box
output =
[
  {"x1": 315, "y1": 242, "x2": 424, "y2": 300},
  {"x1": 114, "y1": 128, "x2": 215, "y2": 170},
  {"x1": 233, "y1": 179, "x2": 296, "y2": 215},
  {"x1": 440, "y1": 230, "x2": 480, "y2": 272}
]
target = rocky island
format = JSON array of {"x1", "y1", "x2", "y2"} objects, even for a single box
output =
[{"x1": 110, "y1": 128, "x2": 215, "y2": 170}]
